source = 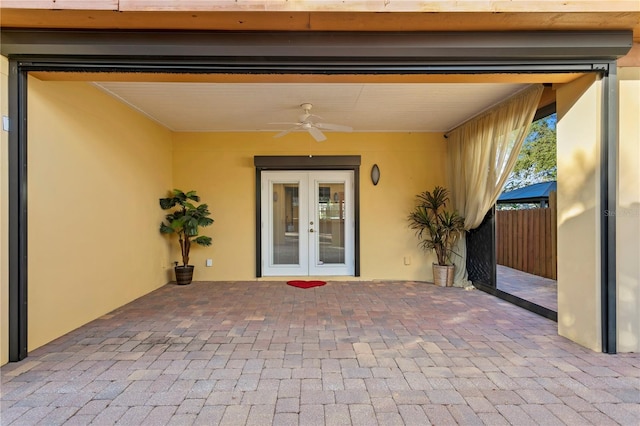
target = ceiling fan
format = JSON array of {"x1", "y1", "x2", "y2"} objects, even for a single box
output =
[{"x1": 272, "y1": 103, "x2": 353, "y2": 142}]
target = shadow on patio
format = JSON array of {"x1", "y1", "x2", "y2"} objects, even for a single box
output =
[{"x1": 1, "y1": 281, "x2": 638, "y2": 425}]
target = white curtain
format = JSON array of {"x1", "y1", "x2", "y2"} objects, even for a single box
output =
[{"x1": 447, "y1": 84, "x2": 544, "y2": 287}]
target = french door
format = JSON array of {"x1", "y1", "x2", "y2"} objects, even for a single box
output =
[{"x1": 261, "y1": 171, "x2": 354, "y2": 276}]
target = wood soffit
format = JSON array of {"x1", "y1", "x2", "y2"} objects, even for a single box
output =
[
  {"x1": 1, "y1": 8, "x2": 639, "y2": 42},
  {"x1": 2, "y1": 1, "x2": 639, "y2": 13},
  {"x1": 4, "y1": 3, "x2": 626, "y2": 132}
]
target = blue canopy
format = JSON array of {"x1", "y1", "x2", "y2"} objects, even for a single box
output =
[{"x1": 498, "y1": 181, "x2": 557, "y2": 204}]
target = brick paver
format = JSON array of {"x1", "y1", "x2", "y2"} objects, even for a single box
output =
[{"x1": 1, "y1": 280, "x2": 638, "y2": 425}]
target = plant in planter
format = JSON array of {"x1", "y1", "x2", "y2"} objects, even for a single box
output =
[
  {"x1": 408, "y1": 186, "x2": 465, "y2": 287},
  {"x1": 160, "y1": 189, "x2": 213, "y2": 285}
]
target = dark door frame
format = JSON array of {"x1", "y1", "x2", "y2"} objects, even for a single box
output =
[
  {"x1": 2, "y1": 29, "x2": 629, "y2": 360},
  {"x1": 254, "y1": 155, "x2": 361, "y2": 278}
]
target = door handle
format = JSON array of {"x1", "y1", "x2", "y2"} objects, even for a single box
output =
[{"x1": 309, "y1": 229, "x2": 315, "y2": 233}]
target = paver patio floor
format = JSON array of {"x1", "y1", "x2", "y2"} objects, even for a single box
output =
[{"x1": 1, "y1": 281, "x2": 639, "y2": 425}]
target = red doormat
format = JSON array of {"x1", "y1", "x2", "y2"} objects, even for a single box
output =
[{"x1": 287, "y1": 280, "x2": 327, "y2": 289}]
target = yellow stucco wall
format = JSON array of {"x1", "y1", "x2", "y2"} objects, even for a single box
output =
[
  {"x1": 1, "y1": 74, "x2": 447, "y2": 363},
  {"x1": 171, "y1": 132, "x2": 447, "y2": 282},
  {"x1": 2, "y1": 68, "x2": 637, "y2": 362},
  {"x1": 556, "y1": 68, "x2": 640, "y2": 353},
  {"x1": 1, "y1": 57, "x2": 9, "y2": 365},
  {"x1": 556, "y1": 74, "x2": 602, "y2": 351},
  {"x1": 27, "y1": 78, "x2": 173, "y2": 351},
  {"x1": 617, "y1": 67, "x2": 640, "y2": 353}
]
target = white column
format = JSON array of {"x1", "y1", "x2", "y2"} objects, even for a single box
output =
[
  {"x1": 617, "y1": 66, "x2": 640, "y2": 353},
  {"x1": 556, "y1": 74, "x2": 602, "y2": 351}
]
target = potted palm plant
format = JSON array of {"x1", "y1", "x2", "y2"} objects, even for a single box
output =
[
  {"x1": 408, "y1": 186, "x2": 465, "y2": 286},
  {"x1": 160, "y1": 189, "x2": 213, "y2": 285}
]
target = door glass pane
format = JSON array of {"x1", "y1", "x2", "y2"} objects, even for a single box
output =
[
  {"x1": 317, "y1": 183, "x2": 345, "y2": 265},
  {"x1": 273, "y1": 183, "x2": 299, "y2": 265}
]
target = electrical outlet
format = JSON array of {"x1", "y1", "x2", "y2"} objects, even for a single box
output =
[{"x1": 206, "y1": 259, "x2": 213, "y2": 267}]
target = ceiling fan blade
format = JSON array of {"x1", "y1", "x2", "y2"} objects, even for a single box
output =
[
  {"x1": 315, "y1": 122, "x2": 353, "y2": 132},
  {"x1": 274, "y1": 130, "x2": 291, "y2": 139},
  {"x1": 308, "y1": 126, "x2": 327, "y2": 142},
  {"x1": 274, "y1": 125, "x2": 300, "y2": 138},
  {"x1": 271, "y1": 103, "x2": 350, "y2": 142}
]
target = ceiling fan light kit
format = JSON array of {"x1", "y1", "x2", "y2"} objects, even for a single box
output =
[{"x1": 272, "y1": 103, "x2": 353, "y2": 142}]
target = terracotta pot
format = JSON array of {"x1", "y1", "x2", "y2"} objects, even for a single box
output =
[
  {"x1": 174, "y1": 265, "x2": 194, "y2": 285},
  {"x1": 432, "y1": 264, "x2": 455, "y2": 287}
]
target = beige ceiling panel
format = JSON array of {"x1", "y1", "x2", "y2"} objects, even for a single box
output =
[{"x1": 93, "y1": 81, "x2": 533, "y2": 133}]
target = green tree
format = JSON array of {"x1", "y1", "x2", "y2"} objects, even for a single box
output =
[{"x1": 505, "y1": 114, "x2": 557, "y2": 191}]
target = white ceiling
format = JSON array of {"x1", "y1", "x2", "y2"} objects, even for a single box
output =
[{"x1": 93, "y1": 82, "x2": 528, "y2": 134}]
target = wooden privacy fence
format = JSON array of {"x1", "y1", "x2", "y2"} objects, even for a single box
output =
[{"x1": 496, "y1": 191, "x2": 557, "y2": 279}]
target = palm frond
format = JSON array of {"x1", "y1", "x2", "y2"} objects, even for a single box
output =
[
  {"x1": 159, "y1": 189, "x2": 213, "y2": 266},
  {"x1": 185, "y1": 190, "x2": 200, "y2": 202},
  {"x1": 193, "y1": 236, "x2": 212, "y2": 247},
  {"x1": 408, "y1": 186, "x2": 465, "y2": 266},
  {"x1": 159, "y1": 223, "x2": 175, "y2": 234},
  {"x1": 159, "y1": 197, "x2": 177, "y2": 210}
]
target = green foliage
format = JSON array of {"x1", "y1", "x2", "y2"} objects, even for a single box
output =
[
  {"x1": 513, "y1": 117, "x2": 557, "y2": 175},
  {"x1": 160, "y1": 189, "x2": 213, "y2": 266},
  {"x1": 504, "y1": 114, "x2": 557, "y2": 191},
  {"x1": 408, "y1": 186, "x2": 465, "y2": 266},
  {"x1": 506, "y1": 114, "x2": 557, "y2": 191}
]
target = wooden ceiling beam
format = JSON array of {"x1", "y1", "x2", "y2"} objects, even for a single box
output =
[
  {"x1": 1, "y1": 9, "x2": 639, "y2": 41},
  {"x1": 3, "y1": 1, "x2": 639, "y2": 13}
]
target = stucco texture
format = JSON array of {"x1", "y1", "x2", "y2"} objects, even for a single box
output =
[
  {"x1": 23, "y1": 77, "x2": 447, "y2": 352},
  {"x1": 27, "y1": 78, "x2": 174, "y2": 351},
  {"x1": 171, "y1": 131, "x2": 447, "y2": 282}
]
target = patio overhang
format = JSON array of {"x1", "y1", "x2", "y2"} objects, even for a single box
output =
[
  {"x1": 2, "y1": 28, "x2": 632, "y2": 361},
  {"x1": 1, "y1": 29, "x2": 633, "y2": 66}
]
